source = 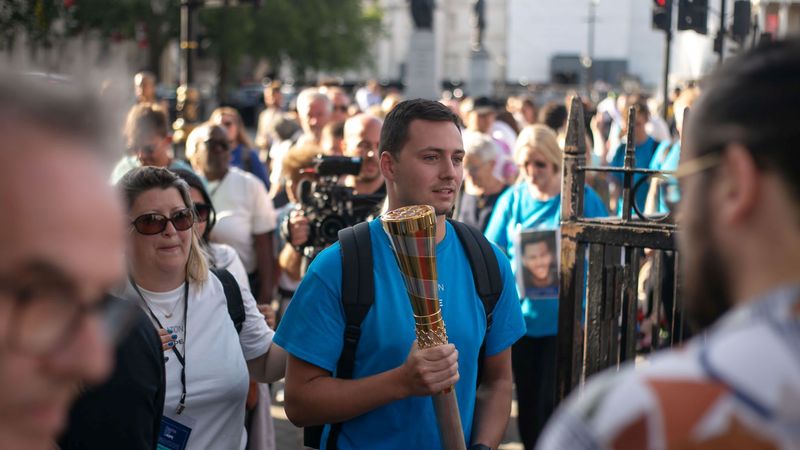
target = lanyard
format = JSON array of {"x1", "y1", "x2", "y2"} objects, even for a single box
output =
[{"x1": 130, "y1": 276, "x2": 190, "y2": 415}]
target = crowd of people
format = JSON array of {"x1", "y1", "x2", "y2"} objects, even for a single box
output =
[{"x1": 0, "y1": 37, "x2": 798, "y2": 450}]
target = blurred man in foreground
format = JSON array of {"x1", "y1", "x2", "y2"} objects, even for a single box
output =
[
  {"x1": 538, "y1": 39, "x2": 800, "y2": 450},
  {"x1": 0, "y1": 73, "x2": 126, "y2": 449}
]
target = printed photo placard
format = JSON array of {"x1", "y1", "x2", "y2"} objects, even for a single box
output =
[{"x1": 517, "y1": 229, "x2": 559, "y2": 300}]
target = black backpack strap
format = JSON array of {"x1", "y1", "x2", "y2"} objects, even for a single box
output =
[
  {"x1": 304, "y1": 222, "x2": 374, "y2": 450},
  {"x1": 448, "y1": 219, "x2": 503, "y2": 384},
  {"x1": 211, "y1": 268, "x2": 245, "y2": 334}
]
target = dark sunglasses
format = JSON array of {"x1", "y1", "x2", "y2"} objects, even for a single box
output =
[
  {"x1": 131, "y1": 208, "x2": 195, "y2": 235},
  {"x1": 194, "y1": 203, "x2": 212, "y2": 223},
  {"x1": 204, "y1": 139, "x2": 229, "y2": 152}
]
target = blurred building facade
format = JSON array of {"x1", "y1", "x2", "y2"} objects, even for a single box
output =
[{"x1": 358, "y1": 0, "x2": 800, "y2": 95}]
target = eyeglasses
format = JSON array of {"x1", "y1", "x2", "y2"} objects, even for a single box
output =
[
  {"x1": 674, "y1": 152, "x2": 722, "y2": 180},
  {"x1": 0, "y1": 265, "x2": 140, "y2": 356},
  {"x1": 658, "y1": 151, "x2": 723, "y2": 212},
  {"x1": 194, "y1": 203, "x2": 212, "y2": 223},
  {"x1": 203, "y1": 138, "x2": 229, "y2": 152},
  {"x1": 333, "y1": 105, "x2": 349, "y2": 113},
  {"x1": 131, "y1": 208, "x2": 195, "y2": 235},
  {"x1": 221, "y1": 121, "x2": 235, "y2": 128}
]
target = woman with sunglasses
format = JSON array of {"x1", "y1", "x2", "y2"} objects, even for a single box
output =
[
  {"x1": 210, "y1": 107, "x2": 271, "y2": 190},
  {"x1": 484, "y1": 124, "x2": 608, "y2": 450},
  {"x1": 116, "y1": 166, "x2": 286, "y2": 450}
]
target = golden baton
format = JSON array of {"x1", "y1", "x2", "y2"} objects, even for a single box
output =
[{"x1": 382, "y1": 205, "x2": 466, "y2": 450}]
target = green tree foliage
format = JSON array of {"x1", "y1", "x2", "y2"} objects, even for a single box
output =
[
  {"x1": 202, "y1": 0, "x2": 382, "y2": 87},
  {"x1": 2, "y1": 0, "x2": 382, "y2": 87}
]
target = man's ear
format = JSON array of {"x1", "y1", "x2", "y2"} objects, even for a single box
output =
[
  {"x1": 380, "y1": 151, "x2": 396, "y2": 182},
  {"x1": 715, "y1": 144, "x2": 759, "y2": 226}
]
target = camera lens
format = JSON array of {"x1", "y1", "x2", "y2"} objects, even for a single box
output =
[{"x1": 319, "y1": 215, "x2": 347, "y2": 243}]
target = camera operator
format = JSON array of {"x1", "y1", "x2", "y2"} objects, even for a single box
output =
[
  {"x1": 275, "y1": 143, "x2": 323, "y2": 317},
  {"x1": 342, "y1": 113, "x2": 386, "y2": 198}
]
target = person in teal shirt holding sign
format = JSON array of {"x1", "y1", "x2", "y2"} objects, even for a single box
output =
[{"x1": 485, "y1": 124, "x2": 608, "y2": 450}]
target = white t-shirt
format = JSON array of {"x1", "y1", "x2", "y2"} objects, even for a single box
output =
[
  {"x1": 210, "y1": 243, "x2": 251, "y2": 292},
  {"x1": 117, "y1": 272, "x2": 273, "y2": 450},
  {"x1": 208, "y1": 167, "x2": 277, "y2": 273}
]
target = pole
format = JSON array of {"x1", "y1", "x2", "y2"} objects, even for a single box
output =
[
  {"x1": 718, "y1": 0, "x2": 727, "y2": 63},
  {"x1": 661, "y1": 0, "x2": 672, "y2": 122},
  {"x1": 173, "y1": 0, "x2": 200, "y2": 152},
  {"x1": 585, "y1": 0, "x2": 597, "y2": 95},
  {"x1": 179, "y1": 0, "x2": 198, "y2": 86}
]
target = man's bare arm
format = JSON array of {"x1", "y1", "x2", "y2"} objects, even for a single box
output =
[
  {"x1": 471, "y1": 348, "x2": 514, "y2": 448},
  {"x1": 284, "y1": 342, "x2": 459, "y2": 427}
]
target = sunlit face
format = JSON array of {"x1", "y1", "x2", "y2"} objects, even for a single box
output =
[
  {"x1": 519, "y1": 146, "x2": 559, "y2": 193},
  {"x1": 196, "y1": 126, "x2": 231, "y2": 175},
  {"x1": 463, "y1": 153, "x2": 495, "y2": 191},
  {"x1": 345, "y1": 119, "x2": 382, "y2": 183},
  {"x1": 467, "y1": 111, "x2": 495, "y2": 134},
  {"x1": 331, "y1": 91, "x2": 351, "y2": 123},
  {"x1": 216, "y1": 113, "x2": 239, "y2": 143},
  {"x1": 264, "y1": 87, "x2": 283, "y2": 108},
  {"x1": 0, "y1": 132, "x2": 123, "y2": 448},
  {"x1": 382, "y1": 119, "x2": 464, "y2": 216},
  {"x1": 301, "y1": 98, "x2": 331, "y2": 140},
  {"x1": 127, "y1": 188, "x2": 193, "y2": 280},
  {"x1": 135, "y1": 76, "x2": 156, "y2": 102},
  {"x1": 523, "y1": 240, "x2": 554, "y2": 285},
  {"x1": 132, "y1": 132, "x2": 171, "y2": 168}
]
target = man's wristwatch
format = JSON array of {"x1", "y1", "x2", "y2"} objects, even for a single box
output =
[{"x1": 469, "y1": 445, "x2": 493, "y2": 450}]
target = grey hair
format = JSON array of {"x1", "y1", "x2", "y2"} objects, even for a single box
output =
[
  {"x1": 464, "y1": 133, "x2": 500, "y2": 163},
  {"x1": 0, "y1": 71, "x2": 112, "y2": 161},
  {"x1": 296, "y1": 88, "x2": 332, "y2": 114}
]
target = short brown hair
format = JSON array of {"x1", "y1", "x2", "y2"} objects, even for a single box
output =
[
  {"x1": 124, "y1": 102, "x2": 169, "y2": 149},
  {"x1": 379, "y1": 99, "x2": 462, "y2": 158}
]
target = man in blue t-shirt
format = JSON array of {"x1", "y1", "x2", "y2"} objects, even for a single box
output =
[{"x1": 274, "y1": 99, "x2": 526, "y2": 450}]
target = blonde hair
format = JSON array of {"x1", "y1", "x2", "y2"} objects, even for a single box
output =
[
  {"x1": 514, "y1": 124, "x2": 562, "y2": 172},
  {"x1": 118, "y1": 166, "x2": 209, "y2": 284}
]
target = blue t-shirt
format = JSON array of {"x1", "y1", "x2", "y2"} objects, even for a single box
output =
[
  {"x1": 610, "y1": 136, "x2": 659, "y2": 215},
  {"x1": 484, "y1": 183, "x2": 608, "y2": 337},
  {"x1": 231, "y1": 144, "x2": 270, "y2": 190},
  {"x1": 649, "y1": 140, "x2": 681, "y2": 213},
  {"x1": 274, "y1": 219, "x2": 525, "y2": 450}
]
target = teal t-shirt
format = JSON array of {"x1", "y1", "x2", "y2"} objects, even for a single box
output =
[
  {"x1": 484, "y1": 183, "x2": 608, "y2": 337},
  {"x1": 610, "y1": 136, "x2": 659, "y2": 215},
  {"x1": 274, "y1": 219, "x2": 525, "y2": 449},
  {"x1": 649, "y1": 141, "x2": 681, "y2": 213}
]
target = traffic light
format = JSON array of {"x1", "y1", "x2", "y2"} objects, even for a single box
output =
[
  {"x1": 677, "y1": 0, "x2": 708, "y2": 34},
  {"x1": 652, "y1": 0, "x2": 672, "y2": 32}
]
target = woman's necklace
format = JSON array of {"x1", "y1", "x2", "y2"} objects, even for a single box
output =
[{"x1": 138, "y1": 287, "x2": 182, "y2": 318}]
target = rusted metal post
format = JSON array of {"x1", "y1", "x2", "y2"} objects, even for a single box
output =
[
  {"x1": 584, "y1": 243, "x2": 606, "y2": 378},
  {"x1": 621, "y1": 106, "x2": 637, "y2": 221},
  {"x1": 556, "y1": 97, "x2": 588, "y2": 400}
]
